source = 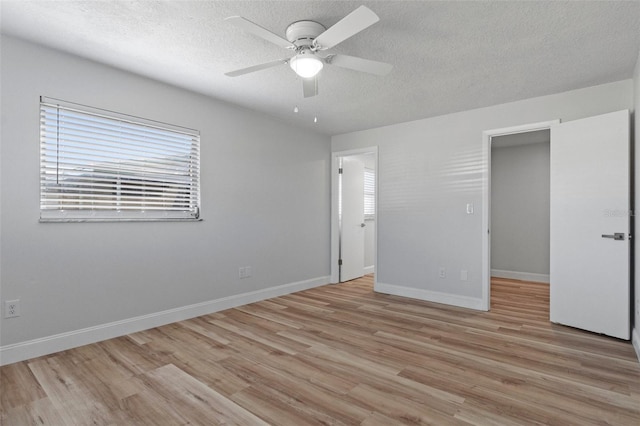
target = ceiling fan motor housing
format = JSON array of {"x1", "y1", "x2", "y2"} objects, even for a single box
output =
[{"x1": 286, "y1": 20, "x2": 326, "y2": 48}]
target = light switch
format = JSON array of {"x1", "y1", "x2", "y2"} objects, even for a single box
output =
[{"x1": 466, "y1": 203, "x2": 474, "y2": 214}]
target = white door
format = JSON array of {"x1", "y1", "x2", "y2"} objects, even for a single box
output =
[
  {"x1": 550, "y1": 110, "x2": 630, "y2": 339},
  {"x1": 340, "y1": 157, "x2": 365, "y2": 282}
]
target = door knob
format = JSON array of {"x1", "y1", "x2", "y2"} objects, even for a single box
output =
[{"x1": 360, "y1": 223, "x2": 366, "y2": 228}]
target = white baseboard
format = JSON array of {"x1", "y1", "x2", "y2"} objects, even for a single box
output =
[
  {"x1": 0, "y1": 276, "x2": 329, "y2": 366},
  {"x1": 491, "y1": 269, "x2": 550, "y2": 283},
  {"x1": 364, "y1": 265, "x2": 375, "y2": 275},
  {"x1": 374, "y1": 282, "x2": 485, "y2": 311},
  {"x1": 633, "y1": 327, "x2": 640, "y2": 364}
]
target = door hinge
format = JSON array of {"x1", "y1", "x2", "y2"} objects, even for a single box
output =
[
  {"x1": 338, "y1": 259, "x2": 343, "y2": 266},
  {"x1": 338, "y1": 168, "x2": 343, "y2": 174}
]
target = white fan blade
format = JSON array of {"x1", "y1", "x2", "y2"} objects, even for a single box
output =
[
  {"x1": 225, "y1": 16, "x2": 295, "y2": 49},
  {"x1": 225, "y1": 59, "x2": 288, "y2": 77},
  {"x1": 328, "y1": 54, "x2": 392, "y2": 76},
  {"x1": 313, "y1": 6, "x2": 379, "y2": 50},
  {"x1": 302, "y1": 77, "x2": 318, "y2": 98}
]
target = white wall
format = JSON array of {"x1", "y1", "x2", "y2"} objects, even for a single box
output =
[
  {"x1": 333, "y1": 79, "x2": 633, "y2": 310},
  {"x1": 0, "y1": 36, "x2": 331, "y2": 364},
  {"x1": 491, "y1": 140, "x2": 550, "y2": 282}
]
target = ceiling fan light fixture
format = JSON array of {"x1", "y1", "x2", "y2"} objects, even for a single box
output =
[
  {"x1": 290, "y1": 50, "x2": 323, "y2": 78},
  {"x1": 225, "y1": 6, "x2": 391, "y2": 98}
]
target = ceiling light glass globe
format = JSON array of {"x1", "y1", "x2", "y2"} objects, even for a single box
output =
[{"x1": 290, "y1": 54, "x2": 323, "y2": 78}]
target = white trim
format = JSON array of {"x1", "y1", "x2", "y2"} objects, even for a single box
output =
[
  {"x1": 331, "y1": 147, "x2": 378, "y2": 285},
  {"x1": 364, "y1": 265, "x2": 375, "y2": 275},
  {"x1": 375, "y1": 282, "x2": 485, "y2": 311},
  {"x1": 482, "y1": 120, "x2": 560, "y2": 312},
  {"x1": 633, "y1": 327, "x2": 640, "y2": 364},
  {"x1": 0, "y1": 276, "x2": 329, "y2": 366},
  {"x1": 491, "y1": 269, "x2": 550, "y2": 283}
]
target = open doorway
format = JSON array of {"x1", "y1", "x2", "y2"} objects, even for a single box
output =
[
  {"x1": 331, "y1": 147, "x2": 377, "y2": 284},
  {"x1": 481, "y1": 121, "x2": 558, "y2": 310},
  {"x1": 491, "y1": 130, "x2": 550, "y2": 284},
  {"x1": 482, "y1": 113, "x2": 630, "y2": 339}
]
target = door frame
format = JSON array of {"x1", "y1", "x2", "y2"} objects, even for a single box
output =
[
  {"x1": 481, "y1": 120, "x2": 559, "y2": 310},
  {"x1": 331, "y1": 146, "x2": 378, "y2": 284}
]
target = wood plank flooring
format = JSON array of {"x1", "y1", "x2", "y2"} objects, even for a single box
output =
[{"x1": 2, "y1": 275, "x2": 640, "y2": 425}]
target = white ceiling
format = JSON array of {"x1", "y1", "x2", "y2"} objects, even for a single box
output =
[{"x1": 2, "y1": 1, "x2": 639, "y2": 136}]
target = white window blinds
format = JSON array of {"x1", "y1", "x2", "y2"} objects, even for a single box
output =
[
  {"x1": 364, "y1": 167, "x2": 375, "y2": 218},
  {"x1": 40, "y1": 97, "x2": 201, "y2": 221}
]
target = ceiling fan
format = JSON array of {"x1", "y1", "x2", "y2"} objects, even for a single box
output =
[{"x1": 224, "y1": 5, "x2": 393, "y2": 98}]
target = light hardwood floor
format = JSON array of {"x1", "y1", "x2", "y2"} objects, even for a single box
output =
[{"x1": 2, "y1": 275, "x2": 640, "y2": 425}]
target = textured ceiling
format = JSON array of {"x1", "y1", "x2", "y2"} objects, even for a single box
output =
[{"x1": 2, "y1": 1, "x2": 640, "y2": 136}]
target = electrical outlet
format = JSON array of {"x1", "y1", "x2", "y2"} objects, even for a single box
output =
[
  {"x1": 238, "y1": 266, "x2": 253, "y2": 279},
  {"x1": 438, "y1": 267, "x2": 446, "y2": 279},
  {"x1": 5, "y1": 299, "x2": 20, "y2": 318}
]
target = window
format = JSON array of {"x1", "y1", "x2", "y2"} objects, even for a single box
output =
[
  {"x1": 364, "y1": 167, "x2": 375, "y2": 219},
  {"x1": 40, "y1": 97, "x2": 200, "y2": 221}
]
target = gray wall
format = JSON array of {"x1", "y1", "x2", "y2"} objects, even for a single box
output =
[
  {"x1": 333, "y1": 79, "x2": 633, "y2": 308},
  {"x1": 491, "y1": 139, "x2": 550, "y2": 279},
  {"x1": 0, "y1": 36, "x2": 331, "y2": 352}
]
